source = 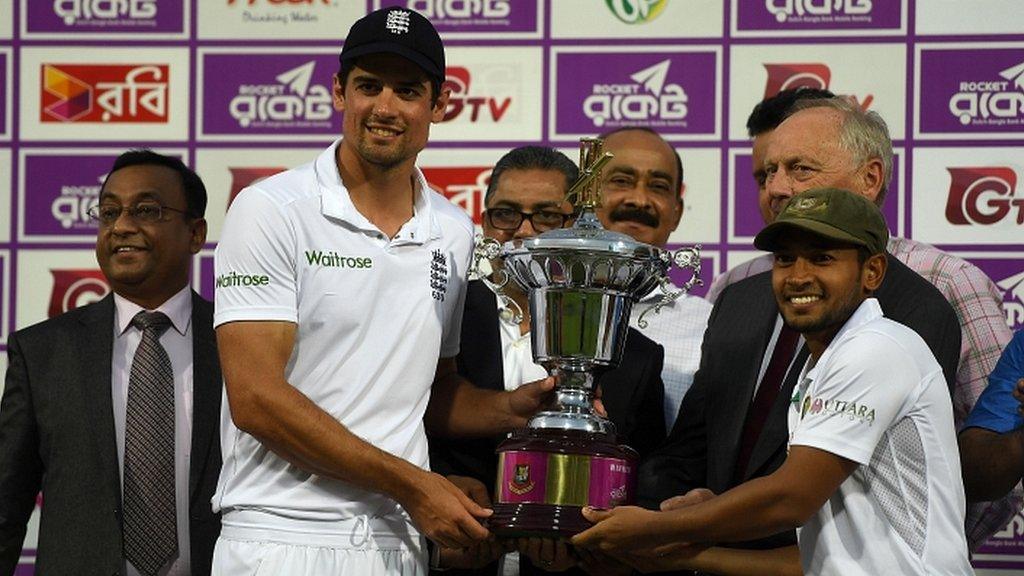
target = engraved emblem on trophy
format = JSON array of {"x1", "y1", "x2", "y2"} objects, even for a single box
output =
[{"x1": 473, "y1": 137, "x2": 702, "y2": 536}]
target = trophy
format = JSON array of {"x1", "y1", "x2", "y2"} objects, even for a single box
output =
[{"x1": 476, "y1": 137, "x2": 702, "y2": 537}]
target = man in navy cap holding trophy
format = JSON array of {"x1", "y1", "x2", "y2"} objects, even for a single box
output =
[{"x1": 212, "y1": 8, "x2": 553, "y2": 575}]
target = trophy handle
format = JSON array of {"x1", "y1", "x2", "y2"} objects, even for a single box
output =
[
  {"x1": 472, "y1": 234, "x2": 525, "y2": 325},
  {"x1": 636, "y1": 245, "x2": 703, "y2": 329}
]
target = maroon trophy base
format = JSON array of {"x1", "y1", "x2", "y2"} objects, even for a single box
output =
[
  {"x1": 489, "y1": 427, "x2": 638, "y2": 538},
  {"x1": 489, "y1": 502, "x2": 590, "y2": 538}
]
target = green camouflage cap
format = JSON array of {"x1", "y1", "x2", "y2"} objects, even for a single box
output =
[{"x1": 754, "y1": 188, "x2": 889, "y2": 255}]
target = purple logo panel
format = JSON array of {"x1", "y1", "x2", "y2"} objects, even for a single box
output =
[
  {"x1": 554, "y1": 51, "x2": 717, "y2": 137},
  {"x1": 22, "y1": 153, "x2": 112, "y2": 238},
  {"x1": 377, "y1": 0, "x2": 538, "y2": 34},
  {"x1": 666, "y1": 254, "x2": 714, "y2": 300},
  {"x1": 966, "y1": 256, "x2": 1024, "y2": 332},
  {"x1": 26, "y1": 0, "x2": 185, "y2": 34},
  {"x1": 974, "y1": 511, "x2": 1024, "y2": 570},
  {"x1": 197, "y1": 253, "x2": 215, "y2": 302},
  {"x1": 0, "y1": 54, "x2": 7, "y2": 135},
  {"x1": 201, "y1": 53, "x2": 341, "y2": 137},
  {"x1": 919, "y1": 48, "x2": 1024, "y2": 135},
  {"x1": 731, "y1": 152, "x2": 900, "y2": 239},
  {"x1": 0, "y1": 253, "x2": 5, "y2": 334},
  {"x1": 736, "y1": 0, "x2": 902, "y2": 31}
]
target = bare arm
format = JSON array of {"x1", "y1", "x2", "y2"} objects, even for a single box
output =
[
  {"x1": 959, "y1": 426, "x2": 1024, "y2": 502},
  {"x1": 681, "y1": 545, "x2": 802, "y2": 576},
  {"x1": 573, "y1": 446, "x2": 856, "y2": 558},
  {"x1": 424, "y1": 357, "x2": 555, "y2": 438},
  {"x1": 218, "y1": 320, "x2": 489, "y2": 547}
]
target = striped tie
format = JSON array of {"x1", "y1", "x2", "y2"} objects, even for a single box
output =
[{"x1": 123, "y1": 311, "x2": 177, "y2": 576}]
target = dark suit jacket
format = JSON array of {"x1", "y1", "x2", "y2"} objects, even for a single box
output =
[
  {"x1": 430, "y1": 280, "x2": 667, "y2": 576},
  {"x1": 638, "y1": 255, "x2": 962, "y2": 555},
  {"x1": 0, "y1": 292, "x2": 222, "y2": 576}
]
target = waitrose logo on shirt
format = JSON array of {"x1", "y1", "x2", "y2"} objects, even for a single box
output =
[
  {"x1": 304, "y1": 250, "x2": 373, "y2": 269},
  {"x1": 216, "y1": 271, "x2": 270, "y2": 288}
]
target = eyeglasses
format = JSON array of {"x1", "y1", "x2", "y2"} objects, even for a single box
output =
[
  {"x1": 485, "y1": 207, "x2": 570, "y2": 232},
  {"x1": 87, "y1": 202, "x2": 190, "y2": 226}
]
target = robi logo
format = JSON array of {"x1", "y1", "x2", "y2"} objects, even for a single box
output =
[
  {"x1": 762, "y1": 63, "x2": 873, "y2": 110},
  {"x1": 945, "y1": 167, "x2": 1024, "y2": 226},
  {"x1": 48, "y1": 269, "x2": 110, "y2": 318},
  {"x1": 443, "y1": 67, "x2": 512, "y2": 123},
  {"x1": 421, "y1": 166, "x2": 492, "y2": 224}
]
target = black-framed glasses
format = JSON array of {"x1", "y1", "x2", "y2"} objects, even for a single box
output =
[
  {"x1": 485, "y1": 207, "x2": 570, "y2": 232},
  {"x1": 87, "y1": 202, "x2": 190, "y2": 226}
]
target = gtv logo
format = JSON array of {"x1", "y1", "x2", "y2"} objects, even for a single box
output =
[
  {"x1": 763, "y1": 63, "x2": 873, "y2": 110},
  {"x1": 945, "y1": 167, "x2": 1024, "y2": 226}
]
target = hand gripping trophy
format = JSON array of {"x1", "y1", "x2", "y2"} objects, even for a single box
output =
[{"x1": 474, "y1": 137, "x2": 702, "y2": 537}]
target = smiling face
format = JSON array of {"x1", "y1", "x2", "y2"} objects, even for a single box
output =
[
  {"x1": 771, "y1": 228, "x2": 885, "y2": 354},
  {"x1": 596, "y1": 129, "x2": 683, "y2": 247},
  {"x1": 761, "y1": 107, "x2": 882, "y2": 222},
  {"x1": 94, "y1": 164, "x2": 206, "y2": 309},
  {"x1": 333, "y1": 53, "x2": 448, "y2": 172}
]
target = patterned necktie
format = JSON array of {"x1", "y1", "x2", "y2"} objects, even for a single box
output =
[
  {"x1": 123, "y1": 311, "x2": 177, "y2": 576},
  {"x1": 732, "y1": 323, "x2": 801, "y2": 485}
]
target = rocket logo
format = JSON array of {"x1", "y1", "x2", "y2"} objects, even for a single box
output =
[{"x1": 998, "y1": 271, "x2": 1024, "y2": 329}]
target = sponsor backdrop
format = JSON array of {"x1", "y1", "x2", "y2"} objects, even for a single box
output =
[{"x1": 1, "y1": 0, "x2": 1023, "y2": 572}]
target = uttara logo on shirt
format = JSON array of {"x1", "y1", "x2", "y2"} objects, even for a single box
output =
[
  {"x1": 304, "y1": 250, "x2": 373, "y2": 269},
  {"x1": 216, "y1": 271, "x2": 270, "y2": 288},
  {"x1": 800, "y1": 394, "x2": 876, "y2": 425}
]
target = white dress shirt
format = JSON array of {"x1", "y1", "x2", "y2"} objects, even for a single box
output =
[{"x1": 111, "y1": 286, "x2": 193, "y2": 576}]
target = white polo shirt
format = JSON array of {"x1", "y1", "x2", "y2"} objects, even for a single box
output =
[
  {"x1": 788, "y1": 298, "x2": 971, "y2": 575},
  {"x1": 212, "y1": 140, "x2": 474, "y2": 524}
]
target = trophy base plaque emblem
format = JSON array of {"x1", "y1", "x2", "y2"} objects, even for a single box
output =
[{"x1": 490, "y1": 428, "x2": 637, "y2": 537}]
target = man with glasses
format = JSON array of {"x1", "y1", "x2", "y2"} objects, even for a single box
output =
[
  {"x1": 428, "y1": 146, "x2": 667, "y2": 575},
  {"x1": 595, "y1": 127, "x2": 713, "y2": 431},
  {"x1": 0, "y1": 150, "x2": 223, "y2": 576}
]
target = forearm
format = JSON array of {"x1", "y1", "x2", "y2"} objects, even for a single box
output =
[
  {"x1": 959, "y1": 427, "x2": 1024, "y2": 502},
  {"x1": 659, "y1": 474, "x2": 813, "y2": 544},
  {"x1": 686, "y1": 545, "x2": 802, "y2": 576},
  {"x1": 229, "y1": 376, "x2": 424, "y2": 500},
  {"x1": 425, "y1": 371, "x2": 523, "y2": 437}
]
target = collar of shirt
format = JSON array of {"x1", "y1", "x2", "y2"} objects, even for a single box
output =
[
  {"x1": 315, "y1": 139, "x2": 441, "y2": 245},
  {"x1": 114, "y1": 286, "x2": 192, "y2": 338},
  {"x1": 798, "y1": 297, "x2": 883, "y2": 395}
]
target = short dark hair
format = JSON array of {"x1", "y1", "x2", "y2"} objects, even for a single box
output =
[
  {"x1": 746, "y1": 87, "x2": 836, "y2": 137},
  {"x1": 337, "y1": 62, "x2": 443, "y2": 106},
  {"x1": 103, "y1": 150, "x2": 208, "y2": 219},
  {"x1": 598, "y1": 127, "x2": 684, "y2": 200},
  {"x1": 485, "y1": 146, "x2": 579, "y2": 205}
]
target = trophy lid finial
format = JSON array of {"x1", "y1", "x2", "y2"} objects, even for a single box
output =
[{"x1": 565, "y1": 137, "x2": 613, "y2": 213}]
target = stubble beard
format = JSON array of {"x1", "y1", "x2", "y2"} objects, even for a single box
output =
[{"x1": 782, "y1": 272, "x2": 865, "y2": 340}]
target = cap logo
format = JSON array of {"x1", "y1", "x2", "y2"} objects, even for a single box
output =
[
  {"x1": 789, "y1": 196, "x2": 827, "y2": 215},
  {"x1": 386, "y1": 9, "x2": 411, "y2": 34}
]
